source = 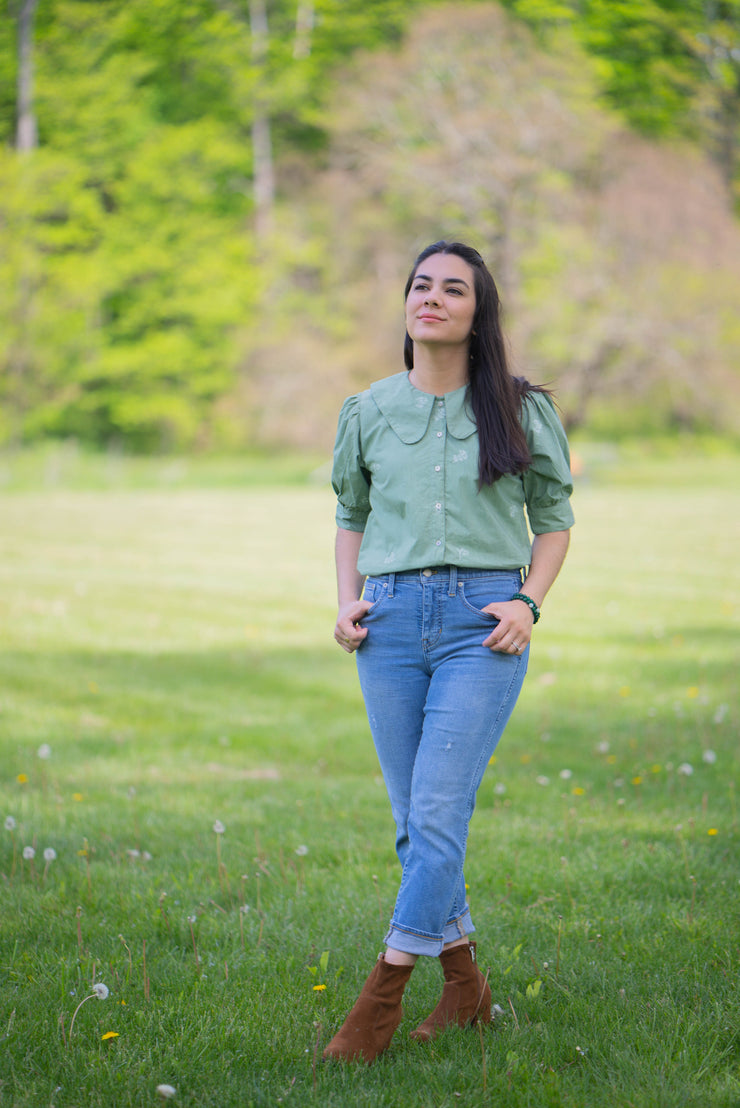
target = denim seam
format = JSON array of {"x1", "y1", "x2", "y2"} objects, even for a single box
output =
[{"x1": 450, "y1": 651, "x2": 528, "y2": 918}]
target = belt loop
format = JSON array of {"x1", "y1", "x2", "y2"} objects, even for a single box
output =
[
  {"x1": 448, "y1": 564, "x2": 458, "y2": 596},
  {"x1": 387, "y1": 571, "x2": 396, "y2": 598}
]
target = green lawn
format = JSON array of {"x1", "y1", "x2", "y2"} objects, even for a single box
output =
[{"x1": 1, "y1": 447, "x2": 738, "y2": 1107}]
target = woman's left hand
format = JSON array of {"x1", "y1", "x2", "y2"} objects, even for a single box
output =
[{"x1": 481, "y1": 599, "x2": 534, "y2": 655}]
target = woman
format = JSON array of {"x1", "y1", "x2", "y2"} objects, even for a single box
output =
[{"x1": 325, "y1": 241, "x2": 574, "y2": 1063}]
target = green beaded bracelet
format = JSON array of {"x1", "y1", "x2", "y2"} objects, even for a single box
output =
[{"x1": 511, "y1": 592, "x2": 541, "y2": 623}]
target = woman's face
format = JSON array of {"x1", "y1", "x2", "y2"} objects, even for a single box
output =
[{"x1": 405, "y1": 252, "x2": 477, "y2": 351}]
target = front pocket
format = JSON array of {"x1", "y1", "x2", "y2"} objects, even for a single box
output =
[
  {"x1": 362, "y1": 578, "x2": 390, "y2": 616},
  {"x1": 457, "y1": 577, "x2": 519, "y2": 619}
]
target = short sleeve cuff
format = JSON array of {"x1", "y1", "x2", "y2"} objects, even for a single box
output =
[
  {"x1": 527, "y1": 500, "x2": 575, "y2": 534},
  {"x1": 335, "y1": 503, "x2": 369, "y2": 532}
]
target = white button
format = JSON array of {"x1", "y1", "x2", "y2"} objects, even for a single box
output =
[
  {"x1": 437, "y1": 431, "x2": 443, "y2": 438},
  {"x1": 435, "y1": 503, "x2": 442, "y2": 510},
  {"x1": 422, "y1": 568, "x2": 433, "y2": 577},
  {"x1": 435, "y1": 539, "x2": 442, "y2": 546},
  {"x1": 435, "y1": 465, "x2": 441, "y2": 472}
]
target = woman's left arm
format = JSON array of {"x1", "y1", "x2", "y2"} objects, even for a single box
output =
[{"x1": 482, "y1": 529, "x2": 571, "y2": 654}]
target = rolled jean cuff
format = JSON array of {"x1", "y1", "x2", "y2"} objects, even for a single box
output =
[{"x1": 384, "y1": 907, "x2": 475, "y2": 958}]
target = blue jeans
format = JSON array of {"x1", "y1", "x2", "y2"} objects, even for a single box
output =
[{"x1": 355, "y1": 566, "x2": 528, "y2": 957}]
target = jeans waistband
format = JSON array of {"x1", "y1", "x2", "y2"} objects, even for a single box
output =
[{"x1": 369, "y1": 566, "x2": 523, "y2": 598}]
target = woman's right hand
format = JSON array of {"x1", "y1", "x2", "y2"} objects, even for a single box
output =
[{"x1": 334, "y1": 599, "x2": 372, "y2": 653}]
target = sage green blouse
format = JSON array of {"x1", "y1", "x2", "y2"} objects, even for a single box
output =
[{"x1": 332, "y1": 371, "x2": 574, "y2": 576}]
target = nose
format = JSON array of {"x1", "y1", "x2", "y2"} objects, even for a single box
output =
[{"x1": 424, "y1": 290, "x2": 440, "y2": 306}]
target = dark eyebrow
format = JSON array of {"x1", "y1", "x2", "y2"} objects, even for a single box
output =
[{"x1": 414, "y1": 273, "x2": 471, "y2": 289}]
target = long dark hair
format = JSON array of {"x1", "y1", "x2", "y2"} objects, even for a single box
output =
[{"x1": 404, "y1": 240, "x2": 545, "y2": 486}]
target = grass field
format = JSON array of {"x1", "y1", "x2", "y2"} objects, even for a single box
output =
[{"x1": 0, "y1": 444, "x2": 738, "y2": 1107}]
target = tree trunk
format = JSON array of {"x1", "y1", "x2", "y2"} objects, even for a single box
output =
[
  {"x1": 16, "y1": 0, "x2": 39, "y2": 151},
  {"x1": 294, "y1": 0, "x2": 314, "y2": 59},
  {"x1": 250, "y1": 0, "x2": 275, "y2": 241}
]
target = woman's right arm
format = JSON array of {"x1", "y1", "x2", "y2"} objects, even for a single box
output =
[{"x1": 334, "y1": 528, "x2": 372, "y2": 653}]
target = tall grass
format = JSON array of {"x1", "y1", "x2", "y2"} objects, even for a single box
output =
[{"x1": 0, "y1": 447, "x2": 738, "y2": 1107}]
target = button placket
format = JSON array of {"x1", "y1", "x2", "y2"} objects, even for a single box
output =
[{"x1": 432, "y1": 398, "x2": 445, "y2": 554}]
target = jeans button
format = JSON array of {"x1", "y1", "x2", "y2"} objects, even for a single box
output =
[{"x1": 422, "y1": 568, "x2": 433, "y2": 577}]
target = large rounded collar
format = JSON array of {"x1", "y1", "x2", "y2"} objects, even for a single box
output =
[{"x1": 369, "y1": 372, "x2": 476, "y2": 444}]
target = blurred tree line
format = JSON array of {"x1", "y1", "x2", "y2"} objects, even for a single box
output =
[{"x1": 1, "y1": 0, "x2": 739, "y2": 451}]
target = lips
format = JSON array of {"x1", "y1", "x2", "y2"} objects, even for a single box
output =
[{"x1": 418, "y1": 313, "x2": 444, "y2": 321}]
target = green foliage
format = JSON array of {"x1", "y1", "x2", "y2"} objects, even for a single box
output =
[{"x1": 0, "y1": 0, "x2": 738, "y2": 450}]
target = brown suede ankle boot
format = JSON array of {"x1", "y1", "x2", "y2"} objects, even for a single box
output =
[
  {"x1": 323, "y1": 954, "x2": 414, "y2": 1064},
  {"x1": 410, "y1": 941, "x2": 491, "y2": 1042}
]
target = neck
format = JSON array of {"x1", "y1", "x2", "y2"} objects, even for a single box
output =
[{"x1": 408, "y1": 345, "x2": 469, "y2": 395}]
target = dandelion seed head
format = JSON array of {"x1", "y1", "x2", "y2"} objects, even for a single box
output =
[
  {"x1": 93, "y1": 983, "x2": 109, "y2": 1000},
  {"x1": 559, "y1": 769, "x2": 573, "y2": 780},
  {"x1": 677, "y1": 763, "x2": 694, "y2": 776},
  {"x1": 187, "y1": 915, "x2": 197, "y2": 924},
  {"x1": 4, "y1": 816, "x2": 16, "y2": 831},
  {"x1": 536, "y1": 775, "x2": 550, "y2": 786},
  {"x1": 702, "y1": 750, "x2": 717, "y2": 764},
  {"x1": 597, "y1": 741, "x2": 610, "y2": 754},
  {"x1": 23, "y1": 846, "x2": 35, "y2": 860},
  {"x1": 493, "y1": 783, "x2": 506, "y2": 795},
  {"x1": 295, "y1": 845, "x2": 309, "y2": 856},
  {"x1": 37, "y1": 743, "x2": 52, "y2": 760},
  {"x1": 156, "y1": 1085, "x2": 177, "y2": 1100},
  {"x1": 212, "y1": 820, "x2": 225, "y2": 834},
  {"x1": 713, "y1": 704, "x2": 728, "y2": 724},
  {"x1": 43, "y1": 847, "x2": 57, "y2": 862}
]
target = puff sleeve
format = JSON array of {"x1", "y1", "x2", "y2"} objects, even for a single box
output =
[
  {"x1": 521, "y1": 392, "x2": 575, "y2": 534},
  {"x1": 331, "y1": 394, "x2": 371, "y2": 532}
]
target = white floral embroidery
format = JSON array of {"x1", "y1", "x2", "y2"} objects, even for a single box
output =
[
  {"x1": 383, "y1": 551, "x2": 397, "y2": 564},
  {"x1": 456, "y1": 547, "x2": 470, "y2": 560},
  {"x1": 452, "y1": 450, "x2": 468, "y2": 464},
  {"x1": 531, "y1": 418, "x2": 543, "y2": 433}
]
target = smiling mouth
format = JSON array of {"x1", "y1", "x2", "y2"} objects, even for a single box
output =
[{"x1": 418, "y1": 314, "x2": 444, "y2": 321}]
